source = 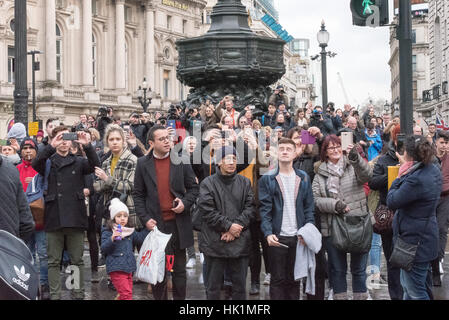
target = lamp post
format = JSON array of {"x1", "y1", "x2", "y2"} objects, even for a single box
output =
[
  {"x1": 14, "y1": 0, "x2": 28, "y2": 127},
  {"x1": 316, "y1": 20, "x2": 336, "y2": 108},
  {"x1": 27, "y1": 50, "x2": 42, "y2": 122},
  {"x1": 137, "y1": 77, "x2": 152, "y2": 113}
]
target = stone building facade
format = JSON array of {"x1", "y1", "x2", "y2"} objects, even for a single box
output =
[
  {"x1": 389, "y1": 0, "x2": 430, "y2": 122},
  {"x1": 0, "y1": 0, "x2": 206, "y2": 137},
  {"x1": 418, "y1": 0, "x2": 449, "y2": 125}
]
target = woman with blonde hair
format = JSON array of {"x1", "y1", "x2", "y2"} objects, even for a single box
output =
[{"x1": 93, "y1": 124, "x2": 140, "y2": 229}]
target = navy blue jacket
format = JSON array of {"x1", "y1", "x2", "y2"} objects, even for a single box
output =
[
  {"x1": 101, "y1": 227, "x2": 149, "y2": 274},
  {"x1": 258, "y1": 168, "x2": 315, "y2": 238},
  {"x1": 387, "y1": 163, "x2": 442, "y2": 263}
]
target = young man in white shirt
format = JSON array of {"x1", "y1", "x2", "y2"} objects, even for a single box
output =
[{"x1": 259, "y1": 138, "x2": 315, "y2": 300}]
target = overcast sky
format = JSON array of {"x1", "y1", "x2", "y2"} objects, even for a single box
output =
[{"x1": 276, "y1": 0, "x2": 393, "y2": 108}]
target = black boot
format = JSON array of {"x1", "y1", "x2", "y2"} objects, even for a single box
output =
[{"x1": 432, "y1": 259, "x2": 442, "y2": 287}]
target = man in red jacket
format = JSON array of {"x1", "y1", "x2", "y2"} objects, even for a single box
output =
[{"x1": 16, "y1": 138, "x2": 38, "y2": 191}]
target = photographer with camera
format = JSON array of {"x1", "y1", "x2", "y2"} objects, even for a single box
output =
[
  {"x1": 96, "y1": 106, "x2": 114, "y2": 140},
  {"x1": 326, "y1": 102, "x2": 342, "y2": 132},
  {"x1": 309, "y1": 106, "x2": 337, "y2": 136},
  {"x1": 268, "y1": 85, "x2": 289, "y2": 109},
  {"x1": 129, "y1": 112, "x2": 148, "y2": 146},
  {"x1": 181, "y1": 106, "x2": 203, "y2": 136}
]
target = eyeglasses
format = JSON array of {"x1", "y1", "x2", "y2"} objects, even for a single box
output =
[
  {"x1": 157, "y1": 136, "x2": 170, "y2": 142},
  {"x1": 327, "y1": 146, "x2": 342, "y2": 152}
]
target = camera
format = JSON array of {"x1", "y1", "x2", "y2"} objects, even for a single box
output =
[
  {"x1": 168, "y1": 104, "x2": 179, "y2": 120},
  {"x1": 97, "y1": 106, "x2": 109, "y2": 118}
]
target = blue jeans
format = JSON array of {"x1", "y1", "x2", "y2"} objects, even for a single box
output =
[
  {"x1": 324, "y1": 237, "x2": 368, "y2": 294},
  {"x1": 369, "y1": 233, "x2": 382, "y2": 274},
  {"x1": 400, "y1": 262, "x2": 433, "y2": 300},
  {"x1": 26, "y1": 230, "x2": 49, "y2": 286}
]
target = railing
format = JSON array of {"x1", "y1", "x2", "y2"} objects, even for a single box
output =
[{"x1": 64, "y1": 89, "x2": 84, "y2": 99}]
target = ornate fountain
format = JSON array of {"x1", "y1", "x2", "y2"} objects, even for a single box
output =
[{"x1": 176, "y1": 0, "x2": 286, "y2": 116}]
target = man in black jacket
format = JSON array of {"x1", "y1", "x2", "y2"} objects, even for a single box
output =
[
  {"x1": 32, "y1": 126, "x2": 100, "y2": 300},
  {"x1": 0, "y1": 155, "x2": 34, "y2": 241},
  {"x1": 198, "y1": 146, "x2": 255, "y2": 300},
  {"x1": 133, "y1": 125, "x2": 199, "y2": 300}
]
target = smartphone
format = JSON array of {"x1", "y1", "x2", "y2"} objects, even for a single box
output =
[
  {"x1": 301, "y1": 130, "x2": 316, "y2": 145},
  {"x1": 341, "y1": 132, "x2": 353, "y2": 151},
  {"x1": 123, "y1": 125, "x2": 130, "y2": 133},
  {"x1": 63, "y1": 132, "x2": 78, "y2": 141},
  {"x1": 396, "y1": 134, "x2": 406, "y2": 155},
  {"x1": 167, "y1": 120, "x2": 176, "y2": 130},
  {"x1": 278, "y1": 242, "x2": 289, "y2": 249},
  {"x1": 193, "y1": 120, "x2": 202, "y2": 131}
]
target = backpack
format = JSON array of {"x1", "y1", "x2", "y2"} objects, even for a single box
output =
[{"x1": 25, "y1": 160, "x2": 51, "y2": 228}]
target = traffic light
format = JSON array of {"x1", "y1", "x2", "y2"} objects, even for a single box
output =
[{"x1": 350, "y1": 0, "x2": 389, "y2": 27}]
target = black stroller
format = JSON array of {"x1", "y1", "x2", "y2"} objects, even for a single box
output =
[{"x1": 0, "y1": 230, "x2": 39, "y2": 300}]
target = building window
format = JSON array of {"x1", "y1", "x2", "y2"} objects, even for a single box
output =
[
  {"x1": 167, "y1": 15, "x2": 172, "y2": 30},
  {"x1": 92, "y1": 0, "x2": 98, "y2": 15},
  {"x1": 125, "y1": 6, "x2": 132, "y2": 23},
  {"x1": 413, "y1": 81, "x2": 417, "y2": 100},
  {"x1": 8, "y1": 46, "x2": 14, "y2": 83},
  {"x1": 412, "y1": 29, "x2": 416, "y2": 44},
  {"x1": 56, "y1": 24, "x2": 62, "y2": 83},
  {"x1": 92, "y1": 34, "x2": 97, "y2": 87},
  {"x1": 163, "y1": 70, "x2": 170, "y2": 98},
  {"x1": 9, "y1": 19, "x2": 15, "y2": 32},
  {"x1": 183, "y1": 20, "x2": 187, "y2": 34},
  {"x1": 164, "y1": 47, "x2": 170, "y2": 60},
  {"x1": 412, "y1": 55, "x2": 417, "y2": 72}
]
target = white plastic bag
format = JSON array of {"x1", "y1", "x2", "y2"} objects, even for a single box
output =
[{"x1": 136, "y1": 226, "x2": 172, "y2": 285}]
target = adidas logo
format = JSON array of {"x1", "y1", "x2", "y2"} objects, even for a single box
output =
[
  {"x1": 12, "y1": 265, "x2": 30, "y2": 291},
  {"x1": 14, "y1": 265, "x2": 30, "y2": 282}
]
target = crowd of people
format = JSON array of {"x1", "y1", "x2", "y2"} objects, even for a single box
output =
[{"x1": 1, "y1": 89, "x2": 448, "y2": 301}]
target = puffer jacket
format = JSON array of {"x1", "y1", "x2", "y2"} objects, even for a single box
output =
[
  {"x1": 198, "y1": 170, "x2": 255, "y2": 258},
  {"x1": 101, "y1": 226, "x2": 149, "y2": 274},
  {"x1": 387, "y1": 162, "x2": 442, "y2": 263},
  {"x1": 312, "y1": 152, "x2": 372, "y2": 237}
]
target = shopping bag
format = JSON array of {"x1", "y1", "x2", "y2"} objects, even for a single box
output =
[{"x1": 136, "y1": 226, "x2": 172, "y2": 285}]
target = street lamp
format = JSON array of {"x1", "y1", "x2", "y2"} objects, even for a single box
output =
[
  {"x1": 137, "y1": 77, "x2": 152, "y2": 113},
  {"x1": 316, "y1": 20, "x2": 336, "y2": 108},
  {"x1": 14, "y1": 0, "x2": 28, "y2": 127},
  {"x1": 384, "y1": 100, "x2": 391, "y2": 114},
  {"x1": 27, "y1": 50, "x2": 42, "y2": 122}
]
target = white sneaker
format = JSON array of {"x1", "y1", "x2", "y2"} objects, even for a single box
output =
[
  {"x1": 327, "y1": 289, "x2": 334, "y2": 300},
  {"x1": 439, "y1": 259, "x2": 444, "y2": 274},
  {"x1": 186, "y1": 258, "x2": 196, "y2": 269},
  {"x1": 263, "y1": 273, "x2": 271, "y2": 285},
  {"x1": 200, "y1": 253, "x2": 204, "y2": 264}
]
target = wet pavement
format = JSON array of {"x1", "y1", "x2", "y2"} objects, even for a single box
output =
[{"x1": 58, "y1": 245, "x2": 449, "y2": 300}]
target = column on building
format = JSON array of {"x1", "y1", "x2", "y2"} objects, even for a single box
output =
[
  {"x1": 82, "y1": 0, "x2": 93, "y2": 86},
  {"x1": 145, "y1": 4, "x2": 156, "y2": 91},
  {"x1": 115, "y1": 0, "x2": 126, "y2": 89},
  {"x1": 45, "y1": 0, "x2": 56, "y2": 81}
]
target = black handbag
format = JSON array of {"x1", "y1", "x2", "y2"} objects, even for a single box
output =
[
  {"x1": 389, "y1": 215, "x2": 430, "y2": 272},
  {"x1": 331, "y1": 213, "x2": 373, "y2": 254}
]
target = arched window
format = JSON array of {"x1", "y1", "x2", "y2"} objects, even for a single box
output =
[
  {"x1": 92, "y1": 34, "x2": 97, "y2": 87},
  {"x1": 56, "y1": 24, "x2": 62, "y2": 83}
]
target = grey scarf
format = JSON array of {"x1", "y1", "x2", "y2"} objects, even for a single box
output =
[{"x1": 326, "y1": 157, "x2": 345, "y2": 196}]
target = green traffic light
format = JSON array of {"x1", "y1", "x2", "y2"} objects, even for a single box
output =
[{"x1": 362, "y1": 0, "x2": 374, "y2": 16}]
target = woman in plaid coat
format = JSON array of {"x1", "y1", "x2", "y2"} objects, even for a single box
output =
[{"x1": 93, "y1": 124, "x2": 141, "y2": 229}]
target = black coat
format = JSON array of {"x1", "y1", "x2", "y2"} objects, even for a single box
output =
[
  {"x1": 132, "y1": 151, "x2": 199, "y2": 250},
  {"x1": 368, "y1": 143, "x2": 399, "y2": 206},
  {"x1": 32, "y1": 144, "x2": 100, "y2": 232},
  {"x1": 0, "y1": 156, "x2": 34, "y2": 241},
  {"x1": 198, "y1": 171, "x2": 255, "y2": 258}
]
